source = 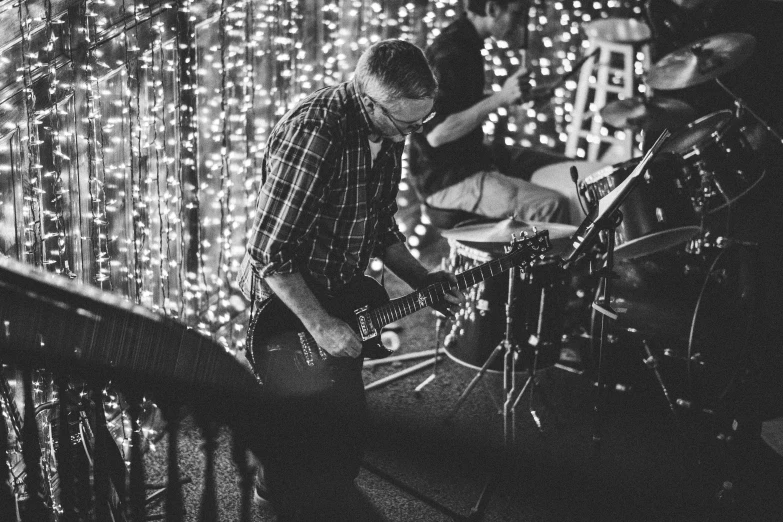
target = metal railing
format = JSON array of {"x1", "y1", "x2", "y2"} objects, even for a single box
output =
[{"x1": 0, "y1": 256, "x2": 263, "y2": 522}]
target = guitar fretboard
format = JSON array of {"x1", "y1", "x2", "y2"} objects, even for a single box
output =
[{"x1": 366, "y1": 235, "x2": 548, "y2": 330}]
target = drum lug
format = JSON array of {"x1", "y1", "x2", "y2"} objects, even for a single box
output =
[
  {"x1": 663, "y1": 348, "x2": 687, "y2": 362},
  {"x1": 708, "y1": 268, "x2": 728, "y2": 285},
  {"x1": 690, "y1": 352, "x2": 705, "y2": 366}
]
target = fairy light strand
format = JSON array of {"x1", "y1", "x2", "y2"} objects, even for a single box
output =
[
  {"x1": 0, "y1": 0, "x2": 645, "y2": 342},
  {"x1": 18, "y1": 0, "x2": 45, "y2": 267}
]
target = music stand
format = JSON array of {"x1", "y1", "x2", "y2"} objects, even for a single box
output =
[{"x1": 562, "y1": 129, "x2": 671, "y2": 455}]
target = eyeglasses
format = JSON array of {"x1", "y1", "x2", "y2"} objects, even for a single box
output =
[{"x1": 365, "y1": 93, "x2": 436, "y2": 136}]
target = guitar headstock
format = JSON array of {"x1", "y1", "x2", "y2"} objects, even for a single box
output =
[{"x1": 506, "y1": 230, "x2": 552, "y2": 266}]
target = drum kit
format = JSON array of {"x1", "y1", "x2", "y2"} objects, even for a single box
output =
[{"x1": 438, "y1": 27, "x2": 782, "y2": 460}]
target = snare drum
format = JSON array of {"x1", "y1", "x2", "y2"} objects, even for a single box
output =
[
  {"x1": 444, "y1": 241, "x2": 567, "y2": 374},
  {"x1": 579, "y1": 156, "x2": 700, "y2": 261},
  {"x1": 662, "y1": 110, "x2": 766, "y2": 214}
]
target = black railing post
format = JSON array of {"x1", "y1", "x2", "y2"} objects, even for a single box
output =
[
  {"x1": 161, "y1": 401, "x2": 184, "y2": 522},
  {"x1": 231, "y1": 434, "x2": 255, "y2": 522},
  {"x1": 127, "y1": 393, "x2": 146, "y2": 522},
  {"x1": 20, "y1": 369, "x2": 48, "y2": 522},
  {"x1": 92, "y1": 387, "x2": 116, "y2": 521},
  {"x1": 0, "y1": 394, "x2": 15, "y2": 521},
  {"x1": 55, "y1": 375, "x2": 77, "y2": 521},
  {"x1": 197, "y1": 415, "x2": 219, "y2": 522}
]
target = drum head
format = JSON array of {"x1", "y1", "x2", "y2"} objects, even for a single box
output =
[
  {"x1": 662, "y1": 110, "x2": 733, "y2": 157},
  {"x1": 614, "y1": 226, "x2": 700, "y2": 261}
]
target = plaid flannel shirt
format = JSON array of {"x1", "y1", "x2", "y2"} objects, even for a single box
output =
[{"x1": 237, "y1": 80, "x2": 407, "y2": 302}]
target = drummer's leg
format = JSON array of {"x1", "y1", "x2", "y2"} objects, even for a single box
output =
[
  {"x1": 500, "y1": 146, "x2": 570, "y2": 182},
  {"x1": 425, "y1": 169, "x2": 570, "y2": 223},
  {"x1": 472, "y1": 171, "x2": 571, "y2": 223}
]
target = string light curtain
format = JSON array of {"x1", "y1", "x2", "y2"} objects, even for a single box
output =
[{"x1": 0, "y1": 0, "x2": 643, "y2": 345}]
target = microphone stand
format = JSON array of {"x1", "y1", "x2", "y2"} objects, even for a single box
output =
[
  {"x1": 561, "y1": 130, "x2": 672, "y2": 456},
  {"x1": 589, "y1": 210, "x2": 623, "y2": 456}
]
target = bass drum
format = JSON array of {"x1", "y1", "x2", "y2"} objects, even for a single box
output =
[{"x1": 598, "y1": 244, "x2": 759, "y2": 407}]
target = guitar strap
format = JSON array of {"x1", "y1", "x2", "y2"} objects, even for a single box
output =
[{"x1": 245, "y1": 268, "x2": 265, "y2": 385}]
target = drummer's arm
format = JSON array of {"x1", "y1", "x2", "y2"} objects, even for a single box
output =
[{"x1": 427, "y1": 68, "x2": 529, "y2": 148}]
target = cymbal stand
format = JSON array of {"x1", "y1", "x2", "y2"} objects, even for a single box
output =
[
  {"x1": 686, "y1": 162, "x2": 714, "y2": 255},
  {"x1": 510, "y1": 278, "x2": 553, "y2": 432},
  {"x1": 590, "y1": 211, "x2": 623, "y2": 457},
  {"x1": 445, "y1": 248, "x2": 521, "y2": 426},
  {"x1": 715, "y1": 78, "x2": 783, "y2": 146},
  {"x1": 413, "y1": 312, "x2": 445, "y2": 395},
  {"x1": 463, "y1": 242, "x2": 523, "y2": 521},
  {"x1": 413, "y1": 257, "x2": 452, "y2": 395}
]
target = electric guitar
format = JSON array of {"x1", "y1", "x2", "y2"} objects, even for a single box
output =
[{"x1": 249, "y1": 231, "x2": 551, "y2": 395}]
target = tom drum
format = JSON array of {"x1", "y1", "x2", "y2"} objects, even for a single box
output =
[{"x1": 444, "y1": 241, "x2": 567, "y2": 374}]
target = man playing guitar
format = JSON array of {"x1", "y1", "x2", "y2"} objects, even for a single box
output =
[{"x1": 236, "y1": 39, "x2": 463, "y2": 521}]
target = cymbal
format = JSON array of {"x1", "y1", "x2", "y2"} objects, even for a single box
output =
[
  {"x1": 441, "y1": 217, "x2": 577, "y2": 244},
  {"x1": 646, "y1": 33, "x2": 756, "y2": 90},
  {"x1": 600, "y1": 97, "x2": 696, "y2": 130}
]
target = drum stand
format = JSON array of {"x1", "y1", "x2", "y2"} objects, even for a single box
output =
[
  {"x1": 589, "y1": 211, "x2": 624, "y2": 457},
  {"x1": 445, "y1": 263, "x2": 551, "y2": 433},
  {"x1": 445, "y1": 239, "x2": 551, "y2": 521},
  {"x1": 458, "y1": 261, "x2": 521, "y2": 521}
]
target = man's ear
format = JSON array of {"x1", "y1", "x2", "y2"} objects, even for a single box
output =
[{"x1": 362, "y1": 94, "x2": 375, "y2": 111}]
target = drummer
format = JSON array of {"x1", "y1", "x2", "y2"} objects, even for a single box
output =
[{"x1": 408, "y1": 0, "x2": 571, "y2": 225}]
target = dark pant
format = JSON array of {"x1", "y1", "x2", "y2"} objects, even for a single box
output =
[{"x1": 254, "y1": 350, "x2": 368, "y2": 521}]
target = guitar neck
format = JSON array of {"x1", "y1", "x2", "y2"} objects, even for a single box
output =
[{"x1": 367, "y1": 251, "x2": 520, "y2": 330}]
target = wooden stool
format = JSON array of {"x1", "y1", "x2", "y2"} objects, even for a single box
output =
[{"x1": 565, "y1": 18, "x2": 651, "y2": 162}]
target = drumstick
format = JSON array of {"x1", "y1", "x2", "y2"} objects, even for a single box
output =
[
  {"x1": 553, "y1": 47, "x2": 601, "y2": 88},
  {"x1": 525, "y1": 47, "x2": 601, "y2": 102}
]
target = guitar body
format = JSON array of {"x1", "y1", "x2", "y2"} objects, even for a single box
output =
[{"x1": 249, "y1": 276, "x2": 391, "y2": 396}]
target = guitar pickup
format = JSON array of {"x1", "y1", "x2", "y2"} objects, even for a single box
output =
[
  {"x1": 354, "y1": 305, "x2": 378, "y2": 341},
  {"x1": 298, "y1": 332, "x2": 327, "y2": 367}
]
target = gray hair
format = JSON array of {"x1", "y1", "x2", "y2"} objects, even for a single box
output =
[
  {"x1": 466, "y1": 0, "x2": 527, "y2": 16},
  {"x1": 354, "y1": 39, "x2": 437, "y2": 103}
]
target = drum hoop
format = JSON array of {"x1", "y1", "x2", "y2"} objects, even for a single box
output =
[
  {"x1": 613, "y1": 226, "x2": 701, "y2": 260},
  {"x1": 582, "y1": 161, "x2": 633, "y2": 185},
  {"x1": 687, "y1": 246, "x2": 755, "y2": 401},
  {"x1": 450, "y1": 240, "x2": 495, "y2": 264},
  {"x1": 706, "y1": 166, "x2": 767, "y2": 214}
]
